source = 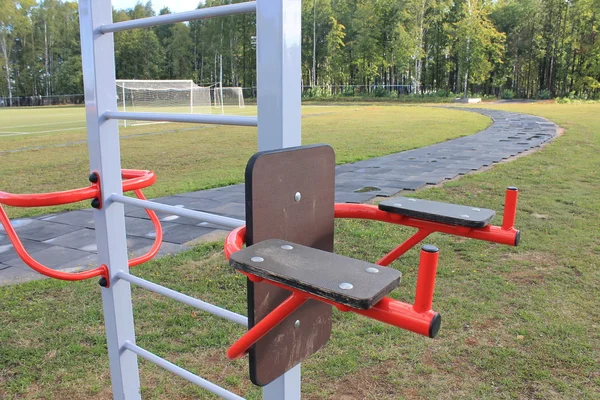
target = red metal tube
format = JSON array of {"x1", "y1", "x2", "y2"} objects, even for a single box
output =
[
  {"x1": 227, "y1": 292, "x2": 308, "y2": 359},
  {"x1": 502, "y1": 187, "x2": 519, "y2": 230},
  {"x1": 0, "y1": 169, "x2": 160, "y2": 282},
  {"x1": 376, "y1": 229, "x2": 432, "y2": 266},
  {"x1": 356, "y1": 297, "x2": 440, "y2": 338},
  {"x1": 0, "y1": 204, "x2": 108, "y2": 281},
  {"x1": 413, "y1": 245, "x2": 439, "y2": 314},
  {"x1": 121, "y1": 169, "x2": 156, "y2": 192},
  {"x1": 224, "y1": 226, "x2": 246, "y2": 260},
  {"x1": 335, "y1": 203, "x2": 519, "y2": 246},
  {"x1": 0, "y1": 186, "x2": 99, "y2": 208},
  {"x1": 0, "y1": 169, "x2": 156, "y2": 208},
  {"x1": 127, "y1": 189, "x2": 163, "y2": 268}
]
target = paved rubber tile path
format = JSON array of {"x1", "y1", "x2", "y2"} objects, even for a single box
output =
[{"x1": 0, "y1": 108, "x2": 558, "y2": 286}]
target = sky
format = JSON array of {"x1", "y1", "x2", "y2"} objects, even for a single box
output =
[{"x1": 111, "y1": 0, "x2": 202, "y2": 13}]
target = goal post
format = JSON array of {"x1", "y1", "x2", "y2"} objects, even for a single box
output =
[
  {"x1": 115, "y1": 80, "x2": 212, "y2": 127},
  {"x1": 213, "y1": 86, "x2": 246, "y2": 110}
]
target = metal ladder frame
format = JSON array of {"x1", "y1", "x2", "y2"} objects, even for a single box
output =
[{"x1": 78, "y1": 0, "x2": 301, "y2": 398}]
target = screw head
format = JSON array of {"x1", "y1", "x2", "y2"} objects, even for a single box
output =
[
  {"x1": 294, "y1": 320, "x2": 301, "y2": 329},
  {"x1": 365, "y1": 267, "x2": 379, "y2": 274},
  {"x1": 281, "y1": 245, "x2": 293, "y2": 250},
  {"x1": 98, "y1": 277, "x2": 108, "y2": 287},
  {"x1": 91, "y1": 198, "x2": 101, "y2": 209},
  {"x1": 339, "y1": 282, "x2": 353, "y2": 290},
  {"x1": 88, "y1": 172, "x2": 99, "y2": 183},
  {"x1": 294, "y1": 192, "x2": 302, "y2": 202},
  {"x1": 471, "y1": 208, "x2": 481, "y2": 212},
  {"x1": 251, "y1": 256, "x2": 264, "y2": 263},
  {"x1": 460, "y1": 214, "x2": 470, "y2": 219}
]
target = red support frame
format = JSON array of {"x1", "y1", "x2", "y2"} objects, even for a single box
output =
[
  {"x1": 226, "y1": 245, "x2": 442, "y2": 360},
  {"x1": 224, "y1": 188, "x2": 520, "y2": 359},
  {"x1": 0, "y1": 169, "x2": 162, "y2": 283}
]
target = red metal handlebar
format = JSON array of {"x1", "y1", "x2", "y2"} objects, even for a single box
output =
[
  {"x1": 0, "y1": 169, "x2": 162, "y2": 282},
  {"x1": 0, "y1": 204, "x2": 109, "y2": 281},
  {"x1": 0, "y1": 169, "x2": 155, "y2": 208}
]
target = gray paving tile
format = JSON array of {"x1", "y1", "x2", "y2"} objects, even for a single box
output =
[
  {"x1": 39, "y1": 210, "x2": 94, "y2": 227},
  {"x1": 1, "y1": 219, "x2": 82, "y2": 242},
  {"x1": 204, "y1": 202, "x2": 246, "y2": 219},
  {"x1": 4, "y1": 246, "x2": 97, "y2": 271},
  {"x1": 159, "y1": 225, "x2": 220, "y2": 245},
  {"x1": 0, "y1": 239, "x2": 54, "y2": 263}
]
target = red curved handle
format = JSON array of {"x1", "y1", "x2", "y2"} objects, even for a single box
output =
[
  {"x1": 224, "y1": 226, "x2": 246, "y2": 260},
  {"x1": 128, "y1": 189, "x2": 163, "y2": 268},
  {"x1": 0, "y1": 169, "x2": 156, "y2": 208},
  {"x1": 0, "y1": 204, "x2": 108, "y2": 281},
  {"x1": 0, "y1": 169, "x2": 162, "y2": 282}
]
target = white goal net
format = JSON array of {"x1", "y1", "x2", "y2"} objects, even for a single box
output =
[
  {"x1": 116, "y1": 80, "x2": 212, "y2": 127},
  {"x1": 212, "y1": 86, "x2": 245, "y2": 109}
]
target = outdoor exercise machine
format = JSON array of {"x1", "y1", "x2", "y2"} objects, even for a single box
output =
[
  {"x1": 0, "y1": 0, "x2": 520, "y2": 398},
  {"x1": 222, "y1": 144, "x2": 519, "y2": 386}
]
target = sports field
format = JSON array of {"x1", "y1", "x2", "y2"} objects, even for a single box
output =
[
  {"x1": 0, "y1": 104, "x2": 491, "y2": 219},
  {"x1": 1, "y1": 103, "x2": 599, "y2": 399}
]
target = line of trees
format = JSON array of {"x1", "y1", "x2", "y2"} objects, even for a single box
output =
[{"x1": 1, "y1": 0, "x2": 599, "y2": 103}]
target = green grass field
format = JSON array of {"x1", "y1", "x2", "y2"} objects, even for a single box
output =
[
  {"x1": 1, "y1": 103, "x2": 599, "y2": 399},
  {"x1": 0, "y1": 104, "x2": 490, "y2": 219}
]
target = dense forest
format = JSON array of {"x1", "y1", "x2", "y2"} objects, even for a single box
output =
[{"x1": 1, "y1": 0, "x2": 599, "y2": 103}]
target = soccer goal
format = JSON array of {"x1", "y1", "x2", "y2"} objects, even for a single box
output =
[
  {"x1": 212, "y1": 86, "x2": 246, "y2": 110},
  {"x1": 116, "y1": 80, "x2": 212, "y2": 127}
]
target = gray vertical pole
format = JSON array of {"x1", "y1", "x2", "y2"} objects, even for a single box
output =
[
  {"x1": 256, "y1": 0, "x2": 302, "y2": 398},
  {"x1": 78, "y1": 1, "x2": 141, "y2": 399},
  {"x1": 256, "y1": 0, "x2": 302, "y2": 151}
]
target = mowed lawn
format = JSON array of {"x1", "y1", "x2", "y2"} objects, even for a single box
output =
[
  {"x1": 0, "y1": 103, "x2": 599, "y2": 399},
  {"x1": 0, "y1": 105, "x2": 489, "y2": 219}
]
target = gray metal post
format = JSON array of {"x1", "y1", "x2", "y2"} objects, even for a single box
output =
[
  {"x1": 256, "y1": 0, "x2": 302, "y2": 398},
  {"x1": 78, "y1": 1, "x2": 141, "y2": 399},
  {"x1": 256, "y1": 0, "x2": 302, "y2": 151}
]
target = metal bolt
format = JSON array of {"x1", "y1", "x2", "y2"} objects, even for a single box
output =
[
  {"x1": 339, "y1": 282, "x2": 353, "y2": 290},
  {"x1": 294, "y1": 192, "x2": 302, "y2": 202},
  {"x1": 98, "y1": 277, "x2": 108, "y2": 287},
  {"x1": 471, "y1": 208, "x2": 481, "y2": 212},
  {"x1": 460, "y1": 214, "x2": 470, "y2": 218},
  {"x1": 365, "y1": 267, "x2": 379, "y2": 274},
  {"x1": 281, "y1": 245, "x2": 293, "y2": 250},
  {"x1": 408, "y1": 199, "x2": 417, "y2": 202},
  {"x1": 88, "y1": 172, "x2": 99, "y2": 183},
  {"x1": 294, "y1": 320, "x2": 301, "y2": 329},
  {"x1": 394, "y1": 203, "x2": 402, "y2": 207},
  {"x1": 251, "y1": 256, "x2": 264, "y2": 263},
  {"x1": 91, "y1": 198, "x2": 101, "y2": 209}
]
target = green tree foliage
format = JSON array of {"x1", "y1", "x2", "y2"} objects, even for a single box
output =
[{"x1": 2, "y1": 0, "x2": 599, "y2": 99}]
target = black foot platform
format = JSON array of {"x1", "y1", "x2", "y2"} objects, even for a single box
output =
[
  {"x1": 230, "y1": 239, "x2": 402, "y2": 310},
  {"x1": 378, "y1": 197, "x2": 496, "y2": 228}
]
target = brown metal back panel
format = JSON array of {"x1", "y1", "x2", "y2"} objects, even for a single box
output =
[{"x1": 245, "y1": 144, "x2": 335, "y2": 386}]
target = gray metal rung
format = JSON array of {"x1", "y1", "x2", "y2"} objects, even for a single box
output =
[
  {"x1": 104, "y1": 111, "x2": 258, "y2": 127},
  {"x1": 116, "y1": 272, "x2": 248, "y2": 326},
  {"x1": 123, "y1": 342, "x2": 246, "y2": 400},
  {"x1": 98, "y1": 2, "x2": 257, "y2": 34},
  {"x1": 108, "y1": 194, "x2": 245, "y2": 229}
]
